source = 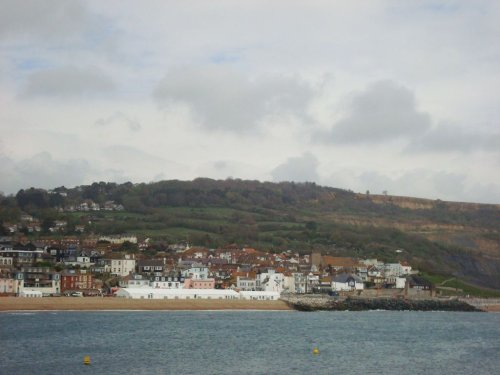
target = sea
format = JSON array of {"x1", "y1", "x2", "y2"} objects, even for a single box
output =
[{"x1": 1, "y1": 310, "x2": 499, "y2": 375}]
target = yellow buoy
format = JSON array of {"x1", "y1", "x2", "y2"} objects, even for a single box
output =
[
  {"x1": 312, "y1": 347, "x2": 320, "y2": 355},
  {"x1": 83, "y1": 355, "x2": 91, "y2": 365}
]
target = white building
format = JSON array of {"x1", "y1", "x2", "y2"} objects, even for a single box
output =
[
  {"x1": 400, "y1": 262, "x2": 412, "y2": 275},
  {"x1": 236, "y1": 276, "x2": 256, "y2": 291},
  {"x1": 306, "y1": 273, "x2": 320, "y2": 291},
  {"x1": 127, "y1": 275, "x2": 151, "y2": 288},
  {"x1": 16, "y1": 273, "x2": 61, "y2": 296},
  {"x1": 283, "y1": 273, "x2": 307, "y2": 294},
  {"x1": 331, "y1": 274, "x2": 364, "y2": 291},
  {"x1": 239, "y1": 291, "x2": 280, "y2": 300},
  {"x1": 395, "y1": 277, "x2": 406, "y2": 289},
  {"x1": 116, "y1": 287, "x2": 240, "y2": 300},
  {"x1": 0, "y1": 277, "x2": 17, "y2": 294},
  {"x1": 110, "y1": 255, "x2": 136, "y2": 276},
  {"x1": 150, "y1": 276, "x2": 183, "y2": 289},
  {"x1": 256, "y1": 270, "x2": 284, "y2": 293},
  {"x1": 182, "y1": 265, "x2": 209, "y2": 280},
  {"x1": 115, "y1": 287, "x2": 280, "y2": 301},
  {"x1": 20, "y1": 290, "x2": 43, "y2": 298},
  {"x1": 383, "y1": 263, "x2": 405, "y2": 277},
  {"x1": 99, "y1": 235, "x2": 138, "y2": 244},
  {"x1": 64, "y1": 256, "x2": 94, "y2": 269}
]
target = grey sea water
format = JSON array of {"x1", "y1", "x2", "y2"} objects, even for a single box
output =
[{"x1": 0, "y1": 310, "x2": 499, "y2": 375}]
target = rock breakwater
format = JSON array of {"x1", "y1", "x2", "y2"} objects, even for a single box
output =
[{"x1": 285, "y1": 295, "x2": 481, "y2": 312}]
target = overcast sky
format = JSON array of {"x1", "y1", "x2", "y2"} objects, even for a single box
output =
[{"x1": 1, "y1": 0, "x2": 499, "y2": 203}]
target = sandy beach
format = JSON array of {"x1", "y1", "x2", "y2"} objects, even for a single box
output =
[
  {"x1": 481, "y1": 304, "x2": 500, "y2": 312},
  {"x1": 0, "y1": 297, "x2": 292, "y2": 311}
]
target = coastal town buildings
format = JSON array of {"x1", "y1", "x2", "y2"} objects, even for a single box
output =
[{"x1": 0, "y1": 232, "x2": 429, "y2": 298}]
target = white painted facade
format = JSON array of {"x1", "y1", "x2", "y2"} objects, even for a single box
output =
[
  {"x1": 65, "y1": 256, "x2": 94, "y2": 269},
  {"x1": 111, "y1": 257, "x2": 136, "y2": 276},
  {"x1": 99, "y1": 235, "x2": 138, "y2": 244},
  {"x1": 20, "y1": 290, "x2": 43, "y2": 297},
  {"x1": 236, "y1": 276, "x2": 256, "y2": 291},
  {"x1": 395, "y1": 277, "x2": 407, "y2": 289},
  {"x1": 239, "y1": 291, "x2": 280, "y2": 300},
  {"x1": 283, "y1": 273, "x2": 307, "y2": 293},
  {"x1": 256, "y1": 270, "x2": 284, "y2": 293},
  {"x1": 182, "y1": 266, "x2": 209, "y2": 280},
  {"x1": 116, "y1": 287, "x2": 280, "y2": 300},
  {"x1": 383, "y1": 263, "x2": 405, "y2": 277},
  {"x1": 150, "y1": 280, "x2": 183, "y2": 289},
  {"x1": 127, "y1": 276, "x2": 151, "y2": 288},
  {"x1": 116, "y1": 287, "x2": 240, "y2": 300},
  {"x1": 0, "y1": 278, "x2": 17, "y2": 293},
  {"x1": 331, "y1": 274, "x2": 364, "y2": 291},
  {"x1": 17, "y1": 280, "x2": 61, "y2": 296}
]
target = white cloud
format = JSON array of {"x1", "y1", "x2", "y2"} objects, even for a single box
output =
[
  {"x1": 0, "y1": 152, "x2": 92, "y2": 193},
  {"x1": 153, "y1": 65, "x2": 315, "y2": 133},
  {"x1": 271, "y1": 153, "x2": 319, "y2": 183},
  {"x1": 323, "y1": 168, "x2": 500, "y2": 204},
  {"x1": 320, "y1": 81, "x2": 431, "y2": 144},
  {"x1": 95, "y1": 112, "x2": 141, "y2": 132}
]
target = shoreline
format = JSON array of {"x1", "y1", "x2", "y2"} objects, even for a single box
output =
[
  {"x1": 0, "y1": 297, "x2": 292, "y2": 312},
  {"x1": 1, "y1": 297, "x2": 498, "y2": 312}
]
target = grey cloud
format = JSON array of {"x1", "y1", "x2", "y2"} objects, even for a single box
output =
[
  {"x1": 271, "y1": 153, "x2": 319, "y2": 183},
  {"x1": 407, "y1": 125, "x2": 500, "y2": 153},
  {"x1": 0, "y1": 0, "x2": 89, "y2": 40},
  {"x1": 357, "y1": 169, "x2": 500, "y2": 204},
  {"x1": 431, "y1": 171, "x2": 467, "y2": 198},
  {"x1": 0, "y1": 152, "x2": 92, "y2": 194},
  {"x1": 153, "y1": 65, "x2": 315, "y2": 133},
  {"x1": 213, "y1": 161, "x2": 228, "y2": 170},
  {"x1": 21, "y1": 66, "x2": 115, "y2": 98},
  {"x1": 102, "y1": 145, "x2": 185, "y2": 177},
  {"x1": 95, "y1": 112, "x2": 142, "y2": 132},
  {"x1": 321, "y1": 81, "x2": 431, "y2": 143},
  {"x1": 99, "y1": 145, "x2": 189, "y2": 185},
  {"x1": 104, "y1": 145, "x2": 169, "y2": 165}
]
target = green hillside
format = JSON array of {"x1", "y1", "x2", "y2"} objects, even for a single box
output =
[{"x1": 1, "y1": 178, "x2": 499, "y2": 290}]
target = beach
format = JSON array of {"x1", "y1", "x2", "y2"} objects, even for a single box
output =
[
  {"x1": 0, "y1": 297, "x2": 292, "y2": 311},
  {"x1": 481, "y1": 304, "x2": 500, "y2": 312}
]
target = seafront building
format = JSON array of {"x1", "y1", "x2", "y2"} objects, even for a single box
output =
[{"x1": 115, "y1": 287, "x2": 280, "y2": 301}]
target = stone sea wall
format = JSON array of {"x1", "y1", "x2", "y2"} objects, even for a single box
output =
[{"x1": 285, "y1": 295, "x2": 481, "y2": 312}]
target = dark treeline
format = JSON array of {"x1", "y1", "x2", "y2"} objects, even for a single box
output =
[{"x1": 3, "y1": 178, "x2": 498, "y2": 229}]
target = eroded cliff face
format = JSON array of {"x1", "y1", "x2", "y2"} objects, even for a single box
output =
[
  {"x1": 443, "y1": 253, "x2": 500, "y2": 289},
  {"x1": 333, "y1": 195, "x2": 500, "y2": 289},
  {"x1": 366, "y1": 194, "x2": 500, "y2": 212}
]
